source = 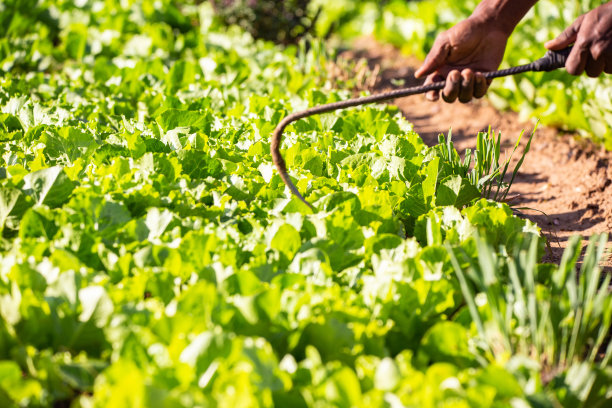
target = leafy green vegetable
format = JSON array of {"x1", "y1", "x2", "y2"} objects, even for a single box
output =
[{"x1": 0, "y1": 1, "x2": 608, "y2": 407}]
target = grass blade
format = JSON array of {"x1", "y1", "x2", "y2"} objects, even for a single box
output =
[
  {"x1": 501, "y1": 126, "x2": 534, "y2": 202},
  {"x1": 446, "y1": 243, "x2": 487, "y2": 342}
]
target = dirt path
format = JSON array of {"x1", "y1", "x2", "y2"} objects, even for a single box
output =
[{"x1": 339, "y1": 38, "x2": 612, "y2": 268}]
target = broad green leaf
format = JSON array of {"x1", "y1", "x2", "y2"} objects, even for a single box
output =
[
  {"x1": 156, "y1": 109, "x2": 211, "y2": 132},
  {"x1": 421, "y1": 156, "x2": 439, "y2": 200},
  {"x1": 0, "y1": 187, "x2": 29, "y2": 230},
  {"x1": 326, "y1": 367, "x2": 362, "y2": 407},
  {"x1": 271, "y1": 224, "x2": 301, "y2": 260},
  {"x1": 0, "y1": 361, "x2": 42, "y2": 405},
  {"x1": 435, "y1": 175, "x2": 462, "y2": 207},
  {"x1": 78, "y1": 286, "x2": 113, "y2": 328},
  {"x1": 22, "y1": 166, "x2": 74, "y2": 207},
  {"x1": 397, "y1": 183, "x2": 428, "y2": 218},
  {"x1": 420, "y1": 322, "x2": 475, "y2": 367},
  {"x1": 41, "y1": 127, "x2": 97, "y2": 163},
  {"x1": 145, "y1": 207, "x2": 174, "y2": 241},
  {"x1": 435, "y1": 175, "x2": 480, "y2": 208},
  {"x1": 365, "y1": 233, "x2": 403, "y2": 256},
  {"x1": 477, "y1": 365, "x2": 523, "y2": 399},
  {"x1": 374, "y1": 357, "x2": 400, "y2": 391},
  {"x1": 64, "y1": 24, "x2": 88, "y2": 60}
]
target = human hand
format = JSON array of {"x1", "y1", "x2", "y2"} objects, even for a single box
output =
[
  {"x1": 414, "y1": 16, "x2": 510, "y2": 103},
  {"x1": 545, "y1": 2, "x2": 612, "y2": 77}
]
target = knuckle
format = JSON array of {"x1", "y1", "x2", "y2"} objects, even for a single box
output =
[
  {"x1": 461, "y1": 72, "x2": 474, "y2": 84},
  {"x1": 573, "y1": 36, "x2": 590, "y2": 50},
  {"x1": 432, "y1": 33, "x2": 449, "y2": 50},
  {"x1": 590, "y1": 42, "x2": 608, "y2": 60}
]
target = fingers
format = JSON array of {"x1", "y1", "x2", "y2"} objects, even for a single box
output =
[
  {"x1": 415, "y1": 37, "x2": 450, "y2": 79},
  {"x1": 439, "y1": 69, "x2": 487, "y2": 103},
  {"x1": 563, "y1": 43, "x2": 612, "y2": 77},
  {"x1": 591, "y1": 40, "x2": 612, "y2": 75},
  {"x1": 605, "y1": 53, "x2": 612, "y2": 74},
  {"x1": 545, "y1": 17, "x2": 581, "y2": 50},
  {"x1": 473, "y1": 74, "x2": 489, "y2": 98},
  {"x1": 591, "y1": 40, "x2": 609, "y2": 61},
  {"x1": 458, "y1": 69, "x2": 475, "y2": 103},
  {"x1": 565, "y1": 44, "x2": 609, "y2": 77},
  {"x1": 441, "y1": 71, "x2": 460, "y2": 103},
  {"x1": 425, "y1": 72, "x2": 444, "y2": 101},
  {"x1": 566, "y1": 42, "x2": 589, "y2": 75},
  {"x1": 547, "y1": 10, "x2": 611, "y2": 77},
  {"x1": 584, "y1": 55, "x2": 605, "y2": 77}
]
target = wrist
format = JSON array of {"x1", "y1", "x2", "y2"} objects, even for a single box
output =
[{"x1": 471, "y1": 0, "x2": 538, "y2": 36}]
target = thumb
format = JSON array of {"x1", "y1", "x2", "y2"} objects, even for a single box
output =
[
  {"x1": 415, "y1": 40, "x2": 450, "y2": 78},
  {"x1": 545, "y1": 18, "x2": 581, "y2": 50}
]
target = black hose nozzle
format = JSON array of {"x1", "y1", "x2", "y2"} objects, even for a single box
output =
[{"x1": 532, "y1": 46, "x2": 572, "y2": 72}]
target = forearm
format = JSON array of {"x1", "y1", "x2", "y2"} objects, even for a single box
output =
[{"x1": 472, "y1": 0, "x2": 539, "y2": 34}]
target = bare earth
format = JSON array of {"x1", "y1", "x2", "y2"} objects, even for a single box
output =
[{"x1": 338, "y1": 38, "x2": 612, "y2": 268}]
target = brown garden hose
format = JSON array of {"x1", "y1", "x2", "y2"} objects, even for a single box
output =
[{"x1": 271, "y1": 47, "x2": 572, "y2": 209}]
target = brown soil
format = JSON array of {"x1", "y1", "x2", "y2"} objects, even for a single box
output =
[{"x1": 338, "y1": 37, "x2": 612, "y2": 269}]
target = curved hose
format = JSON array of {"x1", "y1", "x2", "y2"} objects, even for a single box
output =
[{"x1": 271, "y1": 47, "x2": 571, "y2": 209}]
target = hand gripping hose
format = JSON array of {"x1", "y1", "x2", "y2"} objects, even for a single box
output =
[{"x1": 271, "y1": 47, "x2": 572, "y2": 209}]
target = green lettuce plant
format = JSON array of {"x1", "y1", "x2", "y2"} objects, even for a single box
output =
[{"x1": 0, "y1": 0, "x2": 608, "y2": 406}]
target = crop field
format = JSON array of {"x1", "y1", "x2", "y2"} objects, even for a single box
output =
[
  {"x1": 316, "y1": 0, "x2": 612, "y2": 148},
  {"x1": 0, "y1": 1, "x2": 610, "y2": 407}
]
